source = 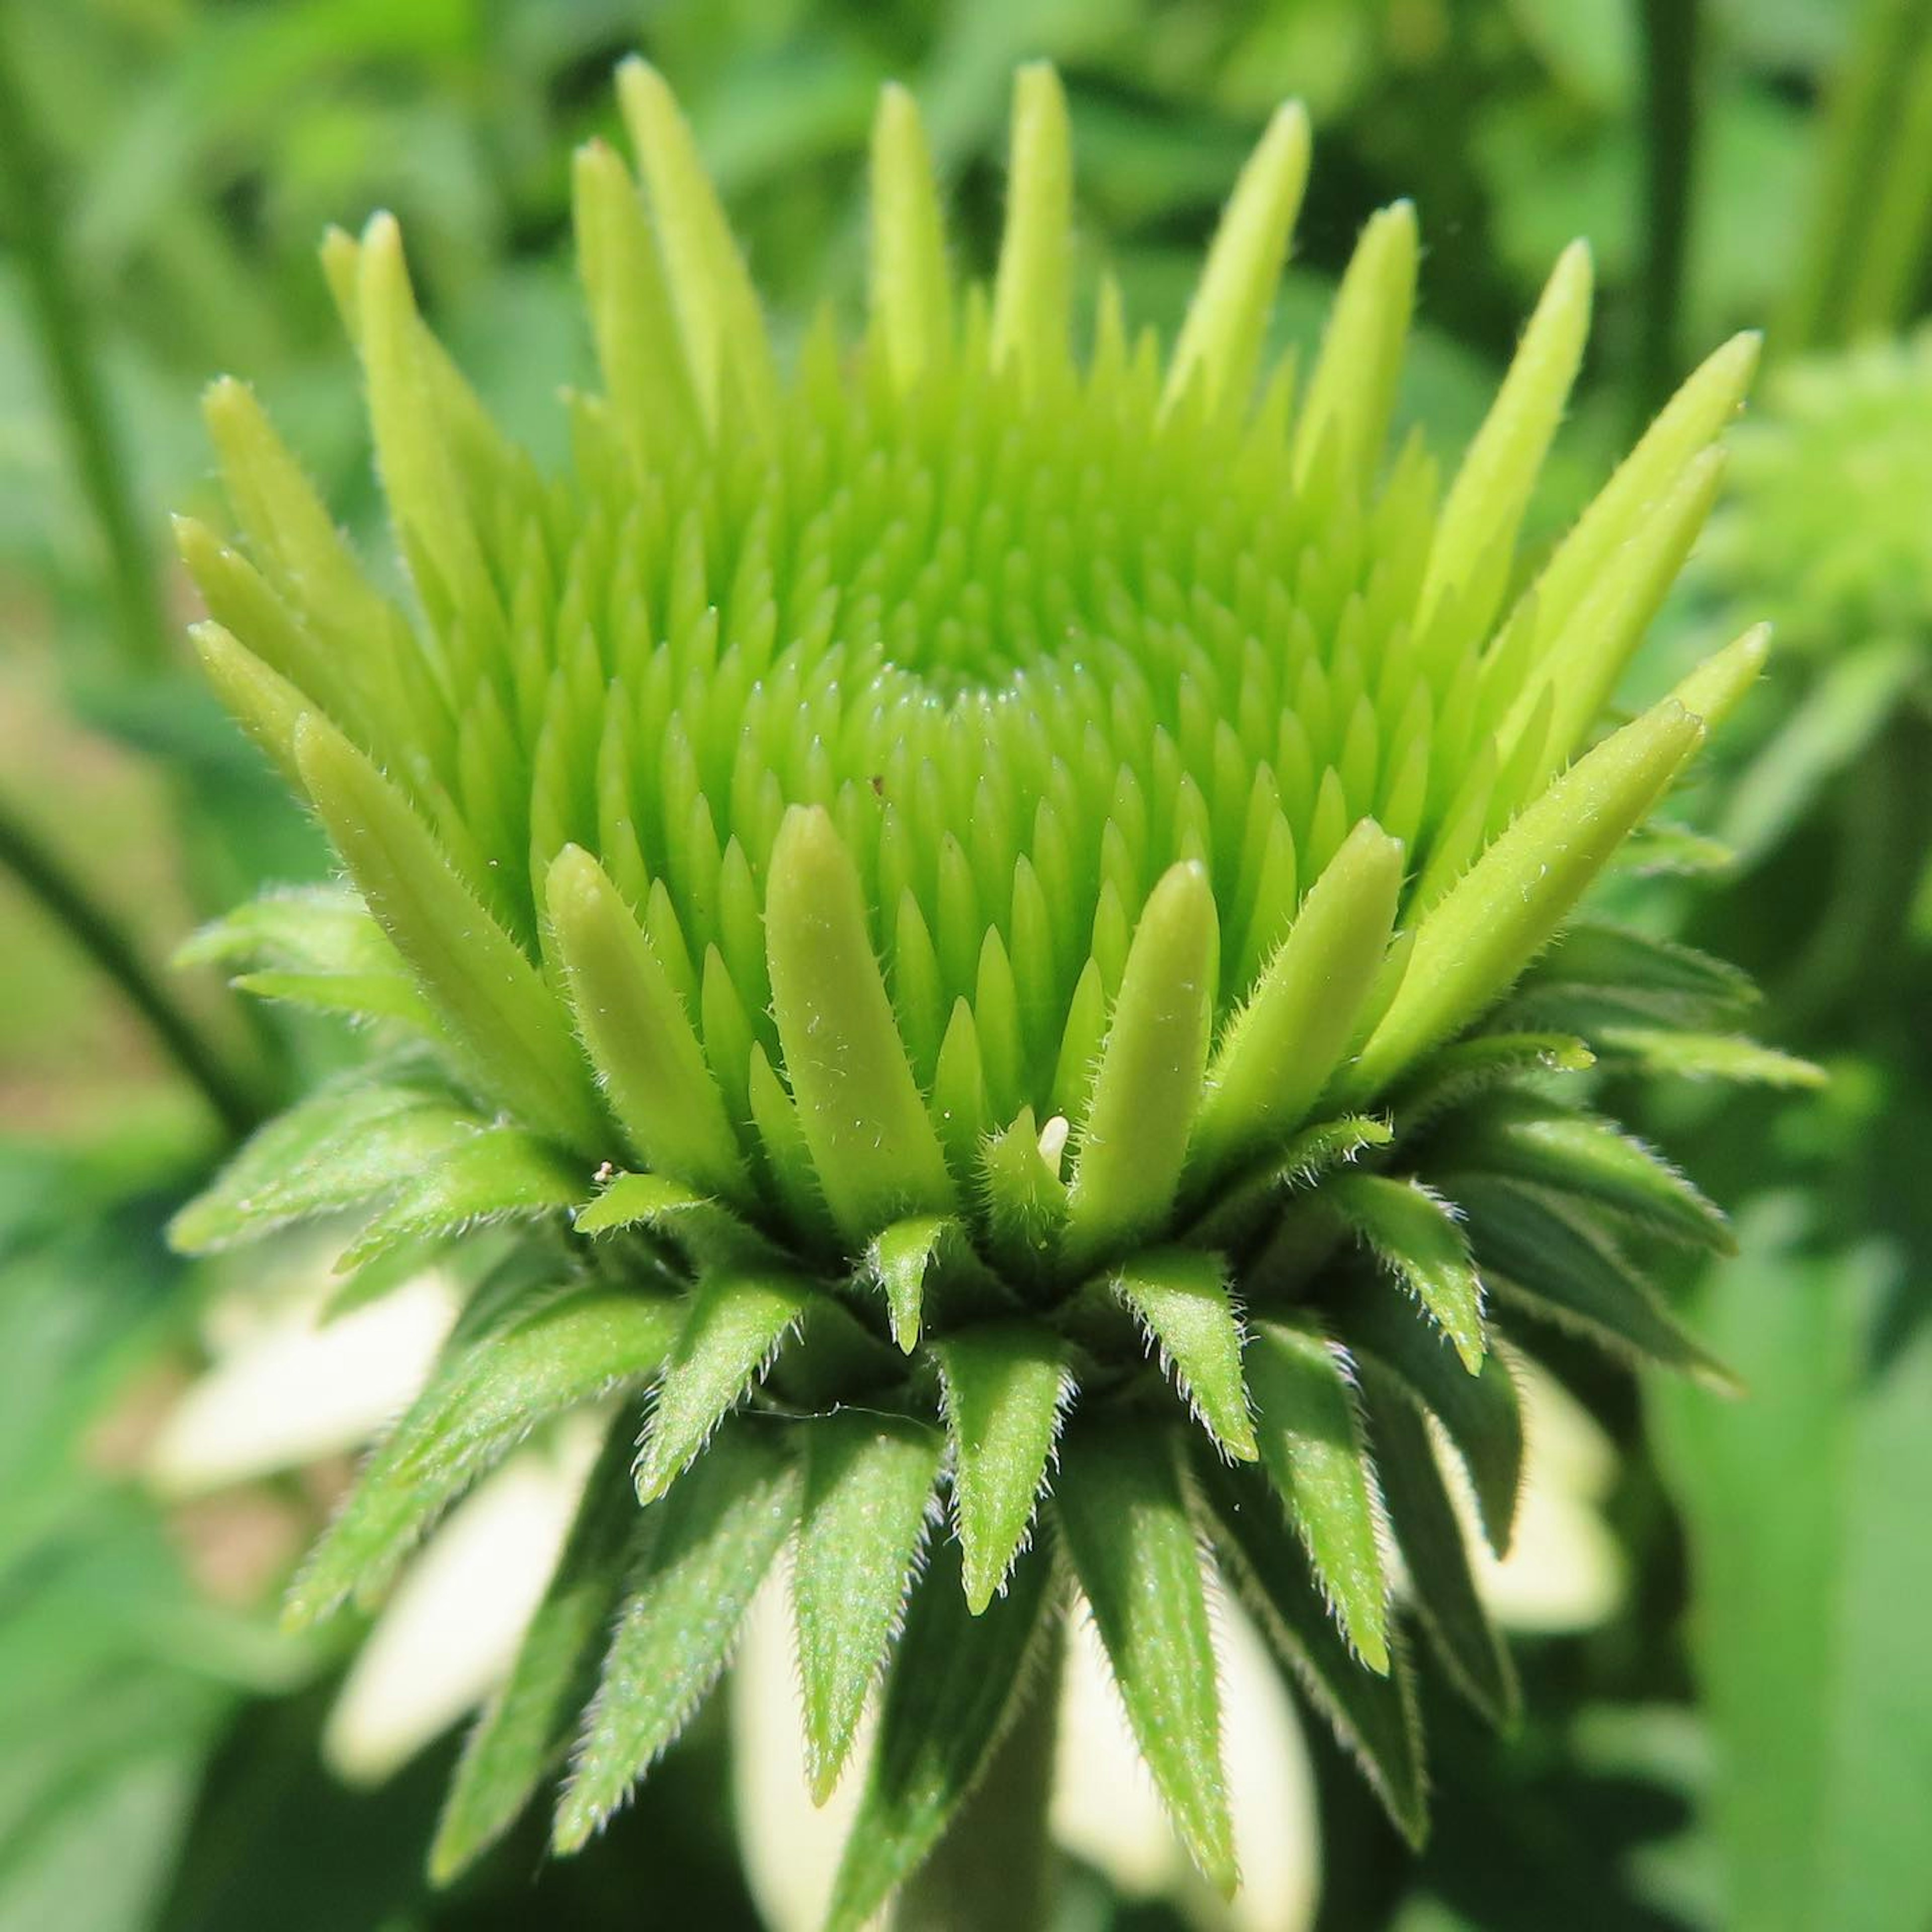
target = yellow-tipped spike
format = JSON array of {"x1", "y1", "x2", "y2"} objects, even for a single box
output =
[
  {"x1": 1419, "y1": 239, "x2": 1593, "y2": 633},
  {"x1": 1164, "y1": 100, "x2": 1312, "y2": 418},
  {"x1": 990, "y1": 63, "x2": 1073, "y2": 391},
  {"x1": 869, "y1": 83, "x2": 952, "y2": 390},
  {"x1": 1292, "y1": 199, "x2": 1418, "y2": 489},
  {"x1": 615, "y1": 58, "x2": 777, "y2": 432}
]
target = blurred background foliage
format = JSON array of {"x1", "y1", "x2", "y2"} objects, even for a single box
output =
[{"x1": 3, "y1": 1, "x2": 1931, "y2": 1927}]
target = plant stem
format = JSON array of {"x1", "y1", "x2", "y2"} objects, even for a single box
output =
[
  {"x1": 0, "y1": 793, "x2": 262, "y2": 1142},
  {"x1": 1636, "y1": 0, "x2": 1700, "y2": 418},
  {"x1": 0, "y1": 22, "x2": 169, "y2": 675},
  {"x1": 890, "y1": 1619, "x2": 1064, "y2": 1932}
]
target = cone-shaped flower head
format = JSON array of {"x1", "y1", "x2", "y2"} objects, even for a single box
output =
[{"x1": 173, "y1": 61, "x2": 1786, "y2": 1916}]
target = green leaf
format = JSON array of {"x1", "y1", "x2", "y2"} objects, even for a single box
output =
[
  {"x1": 794, "y1": 1413, "x2": 944, "y2": 1800},
  {"x1": 1591, "y1": 1026, "x2": 1827, "y2": 1089},
  {"x1": 293, "y1": 714, "x2": 608, "y2": 1155},
  {"x1": 168, "y1": 1080, "x2": 479, "y2": 1254},
  {"x1": 1065, "y1": 860, "x2": 1218, "y2": 1269},
  {"x1": 1447, "y1": 1092, "x2": 1733, "y2": 1252},
  {"x1": 1360, "y1": 1364, "x2": 1518, "y2": 1730},
  {"x1": 1342, "y1": 694, "x2": 1706, "y2": 1100},
  {"x1": 430, "y1": 1416, "x2": 642, "y2": 1883},
  {"x1": 287, "y1": 1285, "x2": 678, "y2": 1627},
  {"x1": 1194, "y1": 1451, "x2": 1426, "y2": 1847},
  {"x1": 1339, "y1": 1292, "x2": 1523, "y2": 1558},
  {"x1": 1387, "y1": 1032, "x2": 1595, "y2": 1128},
  {"x1": 574, "y1": 1171, "x2": 780, "y2": 1272},
  {"x1": 764, "y1": 805, "x2": 956, "y2": 1245},
  {"x1": 335, "y1": 1127, "x2": 587, "y2": 1271},
  {"x1": 933, "y1": 1324, "x2": 1073, "y2": 1614},
  {"x1": 1189, "y1": 1113, "x2": 1395, "y2": 1258},
  {"x1": 634, "y1": 1270, "x2": 814, "y2": 1504},
  {"x1": 1453, "y1": 1174, "x2": 1741, "y2": 1390},
  {"x1": 1245, "y1": 1318, "x2": 1391, "y2": 1672},
  {"x1": 1054, "y1": 1419, "x2": 1237, "y2": 1894},
  {"x1": 1327, "y1": 1172, "x2": 1486, "y2": 1372},
  {"x1": 823, "y1": 1535, "x2": 1055, "y2": 1932},
  {"x1": 865, "y1": 1215, "x2": 955, "y2": 1353},
  {"x1": 989, "y1": 63, "x2": 1073, "y2": 390},
  {"x1": 1111, "y1": 1247, "x2": 1256, "y2": 1459},
  {"x1": 1512, "y1": 920, "x2": 1757, "y2": 1029},
  {"x1": 980, "y1": 1107, "x2": 1070, "y2": 1281},
  {"x1": 1191, "y1": 820, "x2": 1404, "y2": 1183},
  {"x1": 555, "y1": 1421, "x2": 796, "y2": 1851},
  {"x1": 867, "y1": 84, "x2": 951, "y2": 390},
  {"x1": 546, "y1": 845, "x2": 751, "y2": 1205}
]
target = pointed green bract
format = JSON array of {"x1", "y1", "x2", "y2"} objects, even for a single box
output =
[
  {"x1": 431, "y1": 1418, "x2": 643, "y2": 1883},
  {"x1": 1327, "y1": 1172, "x2": 1486, "y2": 1373},
  {"x1": 294, "y1": 716, "x2": 608, "y2": 1155},
  {"x1": 765, "y1": 807, "x2": 956, "y2": 1244},
  {"x1": 1112, "y1": 1248, "x2": 1256, "y2": 1460},
  {"x1": 556, "y1": 1422, "x2": 796, "y2": 1850},
  {"x1": 794, "y1": 1413, "x2": 944, "y2": 1801},
  {"x1": 1055, "y1": 1421, "x2": 1237, "y2": 1895},
  {"x1": 990, "y1": 64, "x2": 1072, "y2": 389},
  {"x1": 866, "y1": 1215, "x2": 955, "y2": 1352},
  {"x1": 336, "y1": 1127, "x2": 587, "y2": 1272},
  {"x1": 1065, "y1": 862, "x2": 1218, "y2": 1268},
  {"x1": 1165, "y1": 100, "x2": 1311, "y2": 415},
  {"x1": 1448, "y1": 1094, "x2": 1733, "y2": 1253},
  {"x1": 1246, "y1": 1318, "x2": 1391, "y2": 1672},
  {"x1": 547, "y1": 845, "x2": 749, "y2": 1203},
  {"x1": 634, "y1": 1269, "x2": 814, "y2": 1502},
  {"x1": 1341, "y1": 1292, "x2": 1523, "y2": 1557},
  {"x1": 1192, "y1": 820, "x2": 1403, "y2": 1182},
  {"x1": 574, "y1": 1171, "x2": 778, "y2": 1272},
  {"x1": 1343, "y1": 695, "x2": 1706, "y2": 1100},
  {"x1": 1453, "y1": 1175, "x2": 1742, "y2": 1391},
  {"x1": 1593, "y1": 1027, "x2": 1827, "y2": 1089},
  {"x1": 1361, "y1": 1369, "x2": 1519, "y2": 1729},
  {"x1": 287, "y1": 1285, "x2": 679, "y2": 1627},
  {"x1": 1195, "y1": 1451, "x2": 1426, "y2": 1847},
  {"x1": 869, "y1": 84, "x2": 950, "y2": 389},
  {"x1": 823, "y1": 1537, "x2": 1054, "y2": 1932},
  {"x1": 934, "y1": 1324, "x2": 1072, "y2": 1613}
]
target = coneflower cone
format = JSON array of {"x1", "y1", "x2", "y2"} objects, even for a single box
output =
[{"x1": 171, "y1": 59, "x2": 1797, "y2": 1918}]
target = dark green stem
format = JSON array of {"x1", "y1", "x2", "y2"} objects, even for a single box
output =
[
  {"x1": 890, "y1": 1620, "x2": 1064, "y2": 1932},
  {"x1": 0, "y1": 23, "x2": 169, "y2": 674},
  {"x1": 1636, "y1": 0, "x2": 1700, "y2": 417},
  {"x1": 0, "y1": 794, "x2": 262, "y2": 1141}
]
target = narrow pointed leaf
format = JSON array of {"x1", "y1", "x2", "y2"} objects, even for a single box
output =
[
  {"x1": 1193, "y1": 820, "x2": 1404, "y2": 1181},
  {"x1": 1189, "y1": 1113, "x2": 1394, "y2": 1255},
  {"x1": 547, "y1": 845, "x2": 749, "y2": 1203},
  {"x1": 1112, "y1": 1247, "x2": 1256, "y2": 1460},
  {"x1": 1359, "y1": 1364, "x2": 1518, "y2": 1729},
  {"x1": 869, "y1": 84, "x2": 951, "y2": 388},
  {"x1": 169, "y1": 1081, "x2": 479, "y2": 1253},
  {"x1": 1055, "y1": 1420, "x2": 1237, "y2": 1894},
  {"x1": 336, "y1": 1128, "x2": 587, "y2": 1271},
  {"x1": 576, "y1": 1170, "x2": 780, "y2": 1271},
  {"x1": 823, "y1": 1535, "x2": 1054, "y2": 1932},
  {"x1": 1195, "y1": 1451, "x2": 1426, "y2": 1846},
  {"x1": 1512, "y1": 919, "x2": 1756, "y2": 1029},
  {"x1": 1065, "y1": 860, "x2": 1218, "y2": 1267},
  {"x1": 1343, "y1": 695, "x2": 1705, "y2": 1099},
  {"x1": 990, "y1": 63, "x2": 1072, "y2": 387},
  {"x1": 1448, "y1": 1093, "x2": 1732, "y2": 1252},
  {"x1": 1246, "y1": 1318, "x2": 1390, "y2": 1671},
  {"x1": 934, "y1": 1324, "x2": 1073, "y2": 1613},
  {"x1": 1165, "y1": 101, "x2": 1311, "y2": 414},
  {"x1": 288, "y1": 1285, "x2": 679, "y2": 1627},
  {"x1": 765, "y1": 806, "x2": 955, "y2": 1244},
  {"x1": 294, "y1": 715, "x2": 607, "y2": 1153},
  {"x1": 556, "y1": 1422, "x2": 796, "y2": 1849},
  {"x1": 866, "y1": 1214, "x2": 954, "y2": 1352},
  {"x1": 1592, "y1": 1027, "x2": 1826, "y2": 1089},
  {"x1": 1339, "y1": 1292, "x2": 1523, "y2": 1557},
  {"x1": 981, "y1": 1108, "x2": 1070, "y2": 1280},
  {"x1": 431, "y1": 1417, "x2": 643, "y2": 1883},
  {"x1": 1328, "y1": 1172, "x2": 1486, "y2": 1372},
  {"x1": 635, "y1": 1270, "x2": 814, "y2": 1503},
  {"x1": 1451, "y1": 1175, "x2": 1741, "y2": 1390},
  {"x1": 1388, "y1": 1031, "x2": 1595, "y2": 1128},
  {"x1": 794, "y1": 1412, "x2": 944, "y2": 1800}
]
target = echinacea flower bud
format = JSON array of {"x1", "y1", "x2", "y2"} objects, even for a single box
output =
[{"x1": 172, "y1": 58, "x2": 1798, "y2": 1921}]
